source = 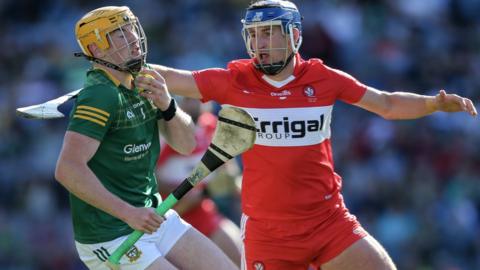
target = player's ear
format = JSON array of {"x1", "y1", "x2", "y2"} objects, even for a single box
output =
[
  {"x1": 88, "y1": 43, "x2": 104, "y2": 58},
  {"x1": 293, "y1": 28, "x2": 301, "y2": 44}
]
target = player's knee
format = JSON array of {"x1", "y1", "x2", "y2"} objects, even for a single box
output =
[
  {"x1": 321, "y1": 236, "x2": 397, "y2": 270},
  {"x1": 369, "y1": 238, "x2": 397, "y2": 270}
]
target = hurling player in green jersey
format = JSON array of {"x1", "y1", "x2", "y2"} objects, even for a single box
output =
[{"x1": 55, "y1": 6, "x2": 237, "y2": 270}]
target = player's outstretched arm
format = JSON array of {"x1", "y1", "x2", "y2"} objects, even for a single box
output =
[
  {"x1": 149, "y1": 64, "x2": 203, "y2": 99},
  {"x1": 354, "y1": 87, "x2": 477, "y2": 120}
]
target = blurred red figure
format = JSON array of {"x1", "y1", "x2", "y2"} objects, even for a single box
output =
[{"x1": 156, "y1": 98, "x2": 242, "y2": 266}]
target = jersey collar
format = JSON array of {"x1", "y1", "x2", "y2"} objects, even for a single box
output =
[
  {"x1": 256, "y1": 53, "x2": 304, "y2": 88},
  {"x1": 93, "y1": 66, "x2": 133, "y2": 88},
  {"x1": 262, "y1": 74, "x2": 296, "y2": 88}
]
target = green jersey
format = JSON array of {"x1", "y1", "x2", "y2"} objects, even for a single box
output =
[{"x1": 67, "y1": 69, "x2": 161, "y2": 244}]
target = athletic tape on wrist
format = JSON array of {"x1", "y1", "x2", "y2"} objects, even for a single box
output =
[{"x1": 157, "y1": 99, "x2": 177, "y2": 121}]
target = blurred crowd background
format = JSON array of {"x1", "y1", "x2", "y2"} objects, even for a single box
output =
[{"x1": 1, "y1": 0, "x2": 480, "y2": 269}]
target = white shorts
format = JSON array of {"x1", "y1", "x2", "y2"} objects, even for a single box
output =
[{"x1": 75, "y1": 209, "x2": 191, "y2": 270}]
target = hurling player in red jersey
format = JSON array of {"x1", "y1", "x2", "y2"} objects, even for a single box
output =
[{"x1": 136, "y1": 1, "x2": 477, "y2": 269}]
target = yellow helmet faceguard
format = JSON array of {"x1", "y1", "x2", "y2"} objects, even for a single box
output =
[{"x1": 75, "y1": 6, "x2": 147, "y2": 74}]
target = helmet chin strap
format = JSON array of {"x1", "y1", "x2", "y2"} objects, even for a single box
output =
[
  {"x1": 74, "y1": 52, "x2": 143, "y2": 75},
  {"x1": 254, "y1": 52, "x2": 295, "y2": 76}
]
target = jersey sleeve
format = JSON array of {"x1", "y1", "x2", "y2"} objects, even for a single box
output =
[
  {"x1": 328, "y1": 67, "x2": 367, "y2": 104},
  {"x1": 192, "y1": 68, "x2": 231, "y2": 104},
  {"x1": 67, "y1": 84, "x2": 118, "y2": 141}
]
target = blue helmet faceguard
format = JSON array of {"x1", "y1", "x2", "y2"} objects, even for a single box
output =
[{"x1": 241, "y1": 1, "x2": 303, "y2": 75}]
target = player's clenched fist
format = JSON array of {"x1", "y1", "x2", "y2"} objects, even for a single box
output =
[
  {"x1": 122, "y1": 206, "x2": 165, "y2": 234},
  {"x1": 135, "y1": 68, "x2": 172, "y2": 111}
]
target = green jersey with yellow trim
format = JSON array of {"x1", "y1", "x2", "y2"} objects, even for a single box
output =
[{"x1": 67, "y1": 69, "x2": 161, "y2": 244}]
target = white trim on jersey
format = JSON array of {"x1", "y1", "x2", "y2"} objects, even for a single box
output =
[
  {"x1": 262, "y1": 74, "x2": 295, "y2": 88},
  {"x1": 238, "y1": 106, "x2": 333, "y2": 147},
  {"x1": 240, "y1": 213, "x2": 249, "y2": 270}
]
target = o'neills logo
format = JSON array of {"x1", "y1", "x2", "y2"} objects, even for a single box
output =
[
  {"x1": 123, "y1": 142, "x2": 152, "y2": 154},
  {"x1": 270, "y1": 90, "x2": 291, "y2": 97}
]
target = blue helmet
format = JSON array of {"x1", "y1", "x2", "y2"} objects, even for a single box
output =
[{"x1": 241, "y1": 1, "x2": 303, "y2": 75}]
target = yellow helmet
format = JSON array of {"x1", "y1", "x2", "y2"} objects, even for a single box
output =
[{"x1": 75, "y1": 6, "x2": 147, "y2": 73}]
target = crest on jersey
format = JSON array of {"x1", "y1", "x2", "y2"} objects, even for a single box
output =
[
  {"x1": 126, "y1": 110, "x2": 135, "y2": 119},
  {"x1": 303, "y1": 86, "x2": 315, "y2": 97},
  {"x1": 125, "y1": 245, "x2": 142, "y2": 263},
  {"x1": 253, "y1": 261, "x2": 265, "y2": 270}
]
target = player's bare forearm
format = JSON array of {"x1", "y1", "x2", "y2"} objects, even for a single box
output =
[
  {"x1": 158, "y1": 109, "x2": 196, "y2": 155},
  {"x1": 382, "y1": 91, "x2": 437, "y2": 119},
  {"x1": 356, "y1": 87, "x2": 477, "y2": 120},
  {"x1": 149, "y1": 64, "x2": 202, "y2": 99},
  {"x1": 55, "y1": 132, "x2": 133, "y2": 222}
]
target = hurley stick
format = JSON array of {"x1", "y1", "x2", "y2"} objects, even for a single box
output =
[{"x1": 105, "y1": 105, "x2": 256, "y2": 269}]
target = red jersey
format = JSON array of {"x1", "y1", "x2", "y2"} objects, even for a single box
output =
[{"x1": 192, "y1": 54, "x2": 367, "y2": 221}]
